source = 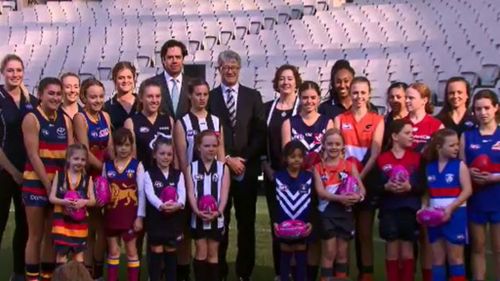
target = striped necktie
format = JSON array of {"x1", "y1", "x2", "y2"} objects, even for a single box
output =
[{"x1": 225, "y1": 88, "x2": 236, "y2": 128}]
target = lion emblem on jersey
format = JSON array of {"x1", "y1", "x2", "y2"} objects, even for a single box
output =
[{"x1": 110, "y1": 183, "x2": 137, "y2": 208}]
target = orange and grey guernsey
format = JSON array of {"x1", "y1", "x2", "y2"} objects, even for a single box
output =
[
  {"x1": 52, "y1": 172, "x2": 90, "y2": 249},
  {"x1": 337, "y1": 111, "x2": 382, "y2": 165},
  {"x1": 22, "y1": 107, "x2": 69, "y2": 196}
]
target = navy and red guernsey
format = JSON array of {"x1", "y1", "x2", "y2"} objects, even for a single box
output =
[
  {"x1": 405, "y1": 114, "x2": 442, "y2": 153},
  {"x1": 375, "y1": 149, "x2": 424, "y2": 210}
]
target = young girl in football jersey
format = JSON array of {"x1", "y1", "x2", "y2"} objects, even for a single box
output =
[
  {"x1": 143, "y1": 137, "x2": 185, "y2": 281},
  {"x1": 376, "y1": 119, "x2": 424, "y2": 281},
  {"x1": 186, "y1": 130, "x2": 230, "y2": 281},
  {"x1": 460, "y1": 90, "x2": 500, "y2": 281},
  {"x1": 422, "y1": 128, "x2": 472, "y2": 281},
  {"x1": 273, "y1": 140, "x2": 314, "y2": 281},
  {"x1": 49, "y1": 144, "x2": 95, "y2": 266},
  {"x1": 104, "y1": 128, "x2": 145, "y2": 281},
  {"x1": 313, "y1": 128, "x2": 365, "y2": 280},
  {"x1": 74, "y1": 78, "x2": 113, "y2": 279}
]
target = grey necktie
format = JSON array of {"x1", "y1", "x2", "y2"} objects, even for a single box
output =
[
  {"x1": 225, "y1": 88, "x2": 236, "y2": 128},
  {"x1": 171, "y1": 78, "x2": 179, "y2": 114}
]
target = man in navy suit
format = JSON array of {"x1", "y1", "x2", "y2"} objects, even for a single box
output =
[
  {"x1": 208, "y1": 50, "x2": 265, "y2": 281},
  {"x1": 149, "y1": 39, "x2": 191, "y2": 119}
]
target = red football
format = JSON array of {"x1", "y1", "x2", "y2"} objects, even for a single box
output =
[{"x1": 470, "y1": 154, "x2": 494, "y2": 173}]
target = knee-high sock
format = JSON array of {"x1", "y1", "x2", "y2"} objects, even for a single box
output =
[
  {"x1": 385, "y1": 260, "x2": 399, "y2": 281},
  {"x1": 148, "y1": 252, "x2": 163, "y2": 281},
  {"x1": 25, "y1": 264, "x2": 40, "y2": 281},
  {"x1": 164, "y1": 252, "x2": 177, "y2": 281},
  {"x1": 207, "y1": 262, "x2": 219, "y2": 281},
  {"x1": 127, "y1": 258, "x2": 140, "y2": 281},
  {"x1": 334, "y1": 263, "x2": 348, "y2": 279},
  {"x1": 294, "y1": 251, "x2": 307, "y2": 281},
  {"x1": 400, "y1": 259, "x2": 415, "y2": 281},
  {"x1": 448, "y1": 264, "x2": 466, "y2": 281},
  {"x1": 279, "y1": 251, "x2": 292, "y2": 281},
  {"x1": 107, "y1": 257, "x2": 120, "y2": 281},
  {"x1": 40, "y1": 262, "x2": 56, "y2": 281},
  {"x1": 193, "y1": 259, "x2": 208, "y2": 281}
]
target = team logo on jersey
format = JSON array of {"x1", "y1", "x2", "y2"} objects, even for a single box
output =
[
  {"x1": 193, "y1": 174, "x2": 204, "y2": 181},
  {"x1": 427, "y1": 175, "x2": 436, "y2": 182},
  {"x1": 154, "y1": 181, "x2": 163, "y2": 188},
  {"x1": 469, "y1": 144, "x2": 480, "y2": 150},
  {"x1": 278, "y1": 183, "x2": 288, "y2": 191},
  {"x1": 299, "y1": 184, "x2": 308, "y2": 193},
  {"x1": 126, "y1": 169, "x2": 135, "y2": 178},
  {"x1": 56, "y1": 127, "x2": 66, "y2": 137},
  {"x1": 342, "y1": 123, "x2": 352, "y2": 130},
  {"x1": 139, "y1": 126, "x2": 150, "y2": 133},
  {"x1": 107, "y1": 170, "x2": 117, "y2": 178},
  {"x1": 41, "y1": 129, "x2": 49, "y2": 136},
  {"x1": 187, "y1": 129, "x2": 197, "y2": 137},
  {"x1": 364, "y1": 124, "x2": 373, "y2": 131},
  {"x1": 212, "y1": 174, "x2": 219, "y2": 182},
  {"x1": 492, "y1": 141, "x2": 500, "y2": 151},
  {"x1": 445, "y1": 173, "x2": 454, "y2": 183}
]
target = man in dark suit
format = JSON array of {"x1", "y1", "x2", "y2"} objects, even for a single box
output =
[
  {"x1": 208, "y1": 50, "x2": 265, "y2": 281},
  {"x1": 149, "y1": 39, "x2": 191, "y2": 119}
]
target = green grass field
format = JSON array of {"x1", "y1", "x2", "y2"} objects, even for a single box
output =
[{"x1": 0, "y1": 196, "x2": 494, "y2": 280}]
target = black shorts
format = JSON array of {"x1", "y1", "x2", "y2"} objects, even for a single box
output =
[
  {"x1": 148, "y1": 233, "x2": 183, "y2": 248},
  {"x1": 55, "y1": 243, "x2": 86, "y2": 255},
  {"x1": 379, "y1": 208, "x2": 419, "y2": 242},
  {"x1": 190, "y1": 227, "x2": 224, "y2": 242},
  {"x1": 320, "y1": 213, "x2": 355, "y2": 240},
  {"x1": 356, "y1": 170, "x2": 381, "y2": 211}
]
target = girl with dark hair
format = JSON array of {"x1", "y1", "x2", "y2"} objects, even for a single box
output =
[
  {"x1": 104, "y1": 61, "x2": 138, "y2": 129},
  {"x1": 273, "y1": 140, "x2": 314, "y2": 281},
  {"x1": 282, "y1": 80, "x2": 333, "y2": 281},
  {"x1": 144, "y1": 137, "x2": 185, "y2": 281},
  {"x1": 124, "y1": 79, "x2": 176, "y2": 171},
  {"x1": 376, "y1": 119, "x2": 424, "y2": 281},
  {"x1": 335, "y1": 76, "x2": 384, "y2": 281},
  {"x1": 103, "y1": 128, "x2": 145, "y2": 281},
  {"x1": 423, "y1": 128, "x2": 472, "y2": 281},
  {"x1": 60, "y1": 72, "x2": 82, "y2": 119},
  {"x1": 460, "y1": 90, "x2": 500, "y2": 281},
  {"x1": 436, "y1": 77, "x2": 476, "y2": 136},
  {"x1": 22, "y1": 77, "x2": 74, "y2": 281},
  {"x1": 383, "y1": 82, "x2": 409, "y2": 147},
  {"x1": 261, "y1": 64, "x2": 301, "y2": 278},
  {"x1": 73, "y1": 78, "x2": 113, "y2": 279},
  {"x1": 174, "y1": 79, "x2": 225, "y2": 280},
  {"x1": 0, "y1": 54, "x2": 38, "y2": 280}
]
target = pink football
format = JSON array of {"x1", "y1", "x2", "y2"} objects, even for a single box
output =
[
  {"x1": 94, "y1": 176, "x2": 111, "y2": 207},
  {"x1": 276, "y1": 219, "x2": 308, "y2": 239},
  {"x1": 64, "y1": 191, "x2": 86, "y2": 222},
  {"x1": 417, "y1": 207, "x2": 445, "y2": 227},
  {"x1": 197, "y1": 195, "x2": 218, "y2": 213},
  {"x1": 337, "y1": 175, "x2": 360, "y2": 195},
  {"x1": 389, "y1": 165, "x2": 410, "y2": 182},
  {"x1": 160, "y1": 187, "x2": 178, "y2": 203}
]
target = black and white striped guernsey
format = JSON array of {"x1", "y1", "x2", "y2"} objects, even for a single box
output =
[
  {"x1": 190, "y1": 160, "x2": 225, "y2": 230},
  {"x1": 180, "y1": 112, "x2": 221, "y2": 163}
]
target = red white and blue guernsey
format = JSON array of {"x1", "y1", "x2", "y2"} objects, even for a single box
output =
[
  {"x1": 290, "y1": 115, "x2": 329, "y2": 154},
  {"x1": 463, "y1": 127, "x2": 500, "y2": 224},
  {"x1": 405, "y1": 114, "x2": 442, "y2": 153},
  {"x1": 426, "y1": 159, "x2": 467, "y2": 244},
  {"x1": 274, "y1": 170, "x2": 313, "y2": 224}
]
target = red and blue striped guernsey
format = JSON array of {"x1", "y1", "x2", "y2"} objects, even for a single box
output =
[
  {"x1": 426, "y1": 158, "x2": 465, "y2": 209},
  {"x1": 22, "y1": 107, "x2": 68, "y2": 207}
]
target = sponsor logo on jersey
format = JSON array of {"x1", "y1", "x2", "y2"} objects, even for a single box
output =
[
  {"x1": 212, "y1": 174, "x2": 219, "y2": 182},
  {"x1": 159, "y1": 126, "x2": 169, "y2": 131},
  {"x1": 193, "y1": 174, "x2": 204, "y2": 181},
  {"x1": 154, "y1": 181, "x2": 163, "y2": 188},
  {"x1": 469, "y1": 144, "x2": 480, "y2": 150},
  {"x1": 342, "y1": 123, "x2": 353, "y2": 130},
  {"x1": 278, "y1": 183, "x2": 288, "y2": 191},
  {"x1": 187, "y1": 129, "x2": 197, "y2": 137},
  {"x1": 107, "y1": 171, "x2": 117, "y2": 178},
  {"x1": 139, "y1": 126, "x2": 150, "y2": 133},
  {"x1": 427, "y1": 175, "x2": 436, "y2": 182},
  {"x1": 41, "y1": 129, "x2": 49, "y2": 136},
  {"x1": 99, "y1": 128, "x2": 109, "y2": 138}
]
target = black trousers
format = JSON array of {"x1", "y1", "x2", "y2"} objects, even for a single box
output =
[
  {"x1": 219, "y1": 176, "x2": 258, "y2": 279},
  {"x1": 0, "y1": 170, "x2": 28, "y2": 275}
]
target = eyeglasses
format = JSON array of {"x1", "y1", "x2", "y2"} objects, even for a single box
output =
[{"x1": 219, "y1": 65, "x2": 240, "y2": 72}]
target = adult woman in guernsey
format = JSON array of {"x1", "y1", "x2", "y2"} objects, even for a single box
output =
[
  {"x1": 60, "y1": 72, "x2": 82, "y2": 120},
  {"x1": 281, "y1": 81, "x2": 334, "y2": 281},
  {"x1": 335, "y1": 77, "x2": 384, "y2": 281},
  {"x1": 0, "y1": 54, "x2": 38, "y2": 281},
  {"x1": 22, "y1": 77, "x2": 73, "y2": 281},
  {"x1": 104, "y1": 61, "x2": 138, "y2": 130},
  {"x1": 73, "y1": 78, "x2": 113, "y2": 279},
  {"x1": 261, "y1": 64, "x2": 301, "y2": 279}
]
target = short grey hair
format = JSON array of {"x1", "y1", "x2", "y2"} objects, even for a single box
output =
[{"x1": 217, "y1": 50, "x2": 241, "y2": 67}]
